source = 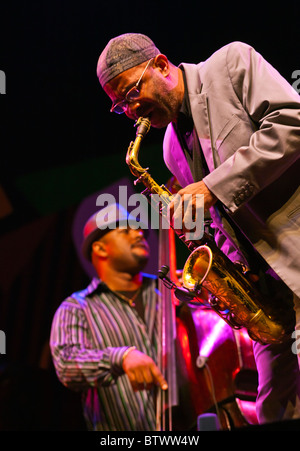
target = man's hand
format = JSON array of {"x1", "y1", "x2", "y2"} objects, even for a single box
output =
[
  {"x1": 122, "y1": 349, "x2": 168, "y2": 392},
  {"x1": 169, "y1": 180, "x2": 217, "y2": 214}
]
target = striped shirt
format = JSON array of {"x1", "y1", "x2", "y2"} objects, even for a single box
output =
[{"x1": 50, "y1": 274, "x2": 160, "y2": 431}]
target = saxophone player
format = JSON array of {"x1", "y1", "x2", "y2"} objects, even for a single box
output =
[{"x1": 96, "y1": 33, "x2": 300, "y2": 425}]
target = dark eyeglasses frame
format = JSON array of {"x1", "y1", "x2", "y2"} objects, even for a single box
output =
[{"x1": 110, "y1": 58, "x2": 153, "y2": 114}]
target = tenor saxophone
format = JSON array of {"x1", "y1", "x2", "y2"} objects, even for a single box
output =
[{"x1": 126, "y1": 117, "x2": 291, "y2": 344}]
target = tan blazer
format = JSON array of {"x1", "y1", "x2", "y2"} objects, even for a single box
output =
[{"x1": 163, "y1": 42, "x2": 300, "y2": 297}]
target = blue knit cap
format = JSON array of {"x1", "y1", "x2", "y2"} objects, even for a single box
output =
[{"x1": 97, "y1": 33, "x2": 160, "y2": 87}]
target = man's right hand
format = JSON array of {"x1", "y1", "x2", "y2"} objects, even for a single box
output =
[{"x1": 122, "y1": 348, "x2": 168, "y2": 392}]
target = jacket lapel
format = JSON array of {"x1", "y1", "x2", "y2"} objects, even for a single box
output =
[{"x1": 181, "y1": 63, "x2": 219, "y2": 172}]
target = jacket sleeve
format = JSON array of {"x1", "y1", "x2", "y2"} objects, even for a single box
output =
[
  {"x1": 49, "y1": 301, "x2": 130, "y2": 391},
  {"x1": 203, "y1": 42, "x2": 300, "y2": 213}
]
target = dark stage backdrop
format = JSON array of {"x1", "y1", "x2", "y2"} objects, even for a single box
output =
[{"x1": 0, "y1": 0, "x2": 298, "y2": 430}]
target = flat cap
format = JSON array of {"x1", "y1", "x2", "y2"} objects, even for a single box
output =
[
  {"x1": 81, "y1": 203, "x2": 148, "y2": 261},
  {"x1": 97, "y1": 33, "x2": 160, "y2": 87}
]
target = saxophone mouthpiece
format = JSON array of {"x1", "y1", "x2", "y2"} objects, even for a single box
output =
[{"x1": 136, "y1": 117, "x2": 151, "y2": 138}]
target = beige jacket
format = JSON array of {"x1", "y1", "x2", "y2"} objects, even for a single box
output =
[{"x1": 163, "y1": 42, "x2": 300, "y2": 297}]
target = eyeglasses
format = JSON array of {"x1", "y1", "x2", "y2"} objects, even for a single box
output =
[{"x1": 110, "y1": 58, "x2": 153, "y2": 114}]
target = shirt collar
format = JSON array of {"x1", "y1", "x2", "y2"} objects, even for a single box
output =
[
  {"x1": 85, "y1": 273, "x2": 157, "y2": 297},
  {"x1": 176, "y1": 67, "x2": 194, "y2": 134},
  {"x1": 85, "y1": 277, "x2": 108, "y2": 296}
]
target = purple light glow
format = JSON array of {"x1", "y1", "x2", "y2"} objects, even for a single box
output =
[{"x1": 198, "y1": 316, "x2": 230, "y2": 358}]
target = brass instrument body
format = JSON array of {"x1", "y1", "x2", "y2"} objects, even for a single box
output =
[
  {"x1": 182, "y1": 243, "x2": 287, "y2": 344},
  {"x1": 126, "y1": 117, "x2": 290, "y2": 345}
]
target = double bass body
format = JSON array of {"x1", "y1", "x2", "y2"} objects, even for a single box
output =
[{"x1": 173, "y1": 302, "x2": 258, "y2": 430}]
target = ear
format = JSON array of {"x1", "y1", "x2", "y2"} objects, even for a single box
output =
[
  {"x1": 153, "y1": 54, "x2": 170, "y2": 77},
  {"x1": 92, "y1": 240, "x2": 108, "y2": 258}
]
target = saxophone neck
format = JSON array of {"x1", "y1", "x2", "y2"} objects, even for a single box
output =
[{"x1": 126, "y1": 117, "x2": 151, "y2": 175}]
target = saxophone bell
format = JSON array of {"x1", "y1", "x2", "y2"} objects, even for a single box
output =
[{"x1": 158, "y1": 265, "x2": 197, "y2": 303}]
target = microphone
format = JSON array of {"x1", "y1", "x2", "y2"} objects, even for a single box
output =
[
  {"x1": 158, "y1": 264, "x2": 171, "y2": 280},
  {"x1": 158, "y1": 265, "x2": 196, "y2": 303}
]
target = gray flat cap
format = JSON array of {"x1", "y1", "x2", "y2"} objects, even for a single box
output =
[{"x1": 97, "y1": 33, "x2": 160, "y2": 87}]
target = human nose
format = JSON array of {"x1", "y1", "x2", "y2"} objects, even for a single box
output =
[
  {"x1": 124, "y1": 100, "x2": 141, "y2": 120},
  {"x1": 131, "y1": 228, "x2": 145, "y2": 238}
]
